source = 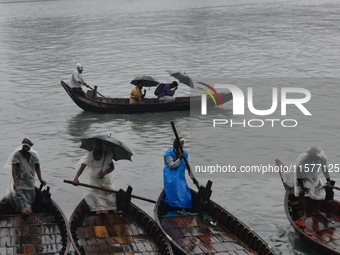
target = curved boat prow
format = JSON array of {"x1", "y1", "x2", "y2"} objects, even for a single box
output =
[{"x1": 275, "y1": 159, "x2": 294, "y2": 190}]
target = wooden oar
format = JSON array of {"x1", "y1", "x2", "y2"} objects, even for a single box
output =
[
  {"x1": 84, "y1": 84, "x2": 106, "y2": 98},
  {"x1": 64, "y1": 179, "x2": 156, "y2": 204},
  {"x1": 327, "y1": 185, "x2": 340, "y2": 191},
  {"x1": 170, "y1": 121, "x2": 199, "y2": 189}
]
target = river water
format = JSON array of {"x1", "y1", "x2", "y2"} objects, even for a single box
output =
[{"x1": 1, "y1": 0, "x2": 340, "y2": 254}]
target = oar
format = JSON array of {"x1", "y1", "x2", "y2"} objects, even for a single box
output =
[
  {"x1": 84, "y1": 84, "x2": 106, "y2": 98},
  {"x1": 170, "y1": 121, "x2": 199, "y2": 189},
  {"x1": 327, "y1": 185, "x2": 340, "y2": 191},
  {"x1": 64, "y1": 179, "x2": 156, "y2": 204}
]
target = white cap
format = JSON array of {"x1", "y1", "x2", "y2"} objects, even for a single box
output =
[
  {"x1": 76, "y1": 63, "x2": 83, "y2": 71},
  {"x1": 306, "y1": 145, "x2": 321, "y2": 157}
]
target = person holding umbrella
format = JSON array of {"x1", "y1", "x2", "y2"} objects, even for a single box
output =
[
  {"x1": 130, "y1": 80, "x2": 146, "y2": 104},
  {"x1": 129, "y1": 75, "x2": 159, "y2": 104},
  {"x1": 73, "y1": 139, "x2": 117, "y2": 214},
  {"x1": 72, "y1": 135, "x2": 133, "y2": 214}
]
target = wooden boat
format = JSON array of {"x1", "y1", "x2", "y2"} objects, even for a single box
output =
[
  {"x1": 154, "y1": 181, "x2": 276, "y2": 255},
  {"x1": 0, "y1": 186, "x2": 70, "y2": 255},
  {"x1": 276, "y1": 159, "x2": 340, "y2": 255},
  {"x1": 69, "y1": 187, "x2": 174, "y2": 255},
  {"x1": 61, "y1": 81, "x2": 233, "y2": 114}
]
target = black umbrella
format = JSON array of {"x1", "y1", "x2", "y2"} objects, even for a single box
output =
[
  {"x1": 167, "y1": 70, "x2": 194, "y2": 88},
  {"x1": 80, "y1": 135, "x2": 133, "y2": 161},
  {"x1": 130, "y1": 75, "x2": 160, "y2": 87}
]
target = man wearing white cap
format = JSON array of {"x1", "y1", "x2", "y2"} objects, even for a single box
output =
[
  {"x1": 294, "y1": 145, "x2": 330, "y2": 220},
  {"x1": 5, "y1": 138, "x2": 47, "y2": 214},
  {"x1": 70, "y1": 63, "x2": 87, "y2": 97}
]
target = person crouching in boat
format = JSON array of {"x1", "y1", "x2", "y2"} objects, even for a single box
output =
[
  {"x1": 294, "y1": 145, "x2": 330, "y2": 220},
  {"x1": 130, "y1": 81, "x2": 146, "y2": 104},
  {"x1": 157, "y1": 81, "x2": 178, "y2": 103},
  {"x1": 163, "y1": 137, "x2": 192, "y2": 214},
  {"x1": 73, "y1": 139, "x2": 117, "y2": 215},
  {"x1": 5, "y1": 138, "x2": 47, "y2": 214},
  {"x1": 70, "y1": 63, "x2": 87, "y2": 97}
]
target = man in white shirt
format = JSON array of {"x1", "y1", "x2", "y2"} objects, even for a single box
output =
[
  {"x1": 294, "y1": 146, "x2": 330, "y2": 220},
  {"x1": 71, "y1": 63, "x2": 87, "y2": 97}
]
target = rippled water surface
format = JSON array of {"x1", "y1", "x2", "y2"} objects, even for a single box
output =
[{"x1": 1, "y1": 0, "x2": 340, "y2": 254}]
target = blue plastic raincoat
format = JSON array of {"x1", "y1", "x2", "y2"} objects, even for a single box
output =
[{"x1": 163, "y1": 148, "x2": 192, "y2": 209}]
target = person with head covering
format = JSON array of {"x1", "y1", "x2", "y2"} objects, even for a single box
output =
[
  {"x1": 157, "y1": 81, "x2": 178, "y2": 102},
  {"x1": 70, "y1": 63, "x2": 87, "y2": 97},
  {"x1": 73, "y1": 139, "x2": 117, "y2": 214},
  {"x1": 163, "y1": 137, "x2": 192, "y2": 214},
  {"x1": 130, "y1": 80, "x2": 146, "y2": 104},
  {"x1": 294, "y1": 145, "x2": 330, "y2": 220},
  {"x1": 4, "y1": 138, "x2": 47, "y2": 214}
]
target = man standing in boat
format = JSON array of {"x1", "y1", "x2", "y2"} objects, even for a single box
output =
[
  {"x1": 5, "y1": 138, "x2": 47, "y2": 214},
  {"x1": 294, "y1": 145, "x2": 330, "y2": 220},
  {"x1": 72, "y1": 139, "x2": 117, "y2": 214},
  {"x1": 163, "y1": 137, "x2": 192, "y2": 214},
  {"x1": 71, "y1": 63, "x2": 87, "y2": 97},
  {"x1": 130, "y1": 81, "x2": 146, "y2": 104}
]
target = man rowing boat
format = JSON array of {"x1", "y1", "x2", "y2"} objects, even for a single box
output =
[{"x1": 294, "y1": 145, "x2": 330, "y2": 220}]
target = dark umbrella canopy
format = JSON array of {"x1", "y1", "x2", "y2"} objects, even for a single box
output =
[
  {"x1": 80, "y1": 135, "x2": 133, "y2": 161},
  {"x1": 130, "y1": 75, "x2": 160, "y2": 87},
  {"x1": 167, "y1": 70, "x2": 194, "y2": 88}
]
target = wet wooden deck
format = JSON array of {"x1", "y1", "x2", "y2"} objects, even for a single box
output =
[
  {"x1": 288, "y1": 193, "x2": 340, "y2": 253},
  {"x1": 74, "y1": 213, "x2": 166, "y2": 254},
  {"x1": 0, "y1": 213, "x2": 65, "y2": 255},
  {"x1": 160, "y1": 214, "x2": 257, "y2": 255}
]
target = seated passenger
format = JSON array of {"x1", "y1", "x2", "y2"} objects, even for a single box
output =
[
  {"x1": 157, "y1": 81, "x2": 178, "y2": 102},
  {"x1": 130, "y1": 81, "x2": 146, "y2": 104}
]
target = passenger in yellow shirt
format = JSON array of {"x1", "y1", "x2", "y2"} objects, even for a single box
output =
[{"x1": 130, "y1": 82, "x2": 146, "y2": 104}]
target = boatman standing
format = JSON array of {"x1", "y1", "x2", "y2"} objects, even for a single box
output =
[
  {"x1": 71, "y1": 63, "x2": 87, "y2": 97},
  {"x1": 163, "y1": 137, "x2": 192, "y2": 214},
  {"x1": 5, "y1": 138, "x2": 47, "y2": 214},
  {"x1": 294, "y1": 145, "x2": 330, "y2": 220}
]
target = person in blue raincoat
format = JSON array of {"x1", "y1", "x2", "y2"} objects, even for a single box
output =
[{"x1": 163, "y1": 137, "x2": 192, "y2": 214}]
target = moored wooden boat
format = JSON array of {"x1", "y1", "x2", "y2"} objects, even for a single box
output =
[
  {"x1": 154, "y1": 181, "x2": 276, "y2": 255},
  {"x1": 69, "y1": 188, "x2": 174, "y2": 255},
  {"x1": 0, "y1": 186, "x2": 70, "y2": 255},
  {"x1": 61, "y1": 81, "x2": 233, "y2": 114},
  {"x1": 276, "y1": 159, "x2": 340, "y2": 255}
]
